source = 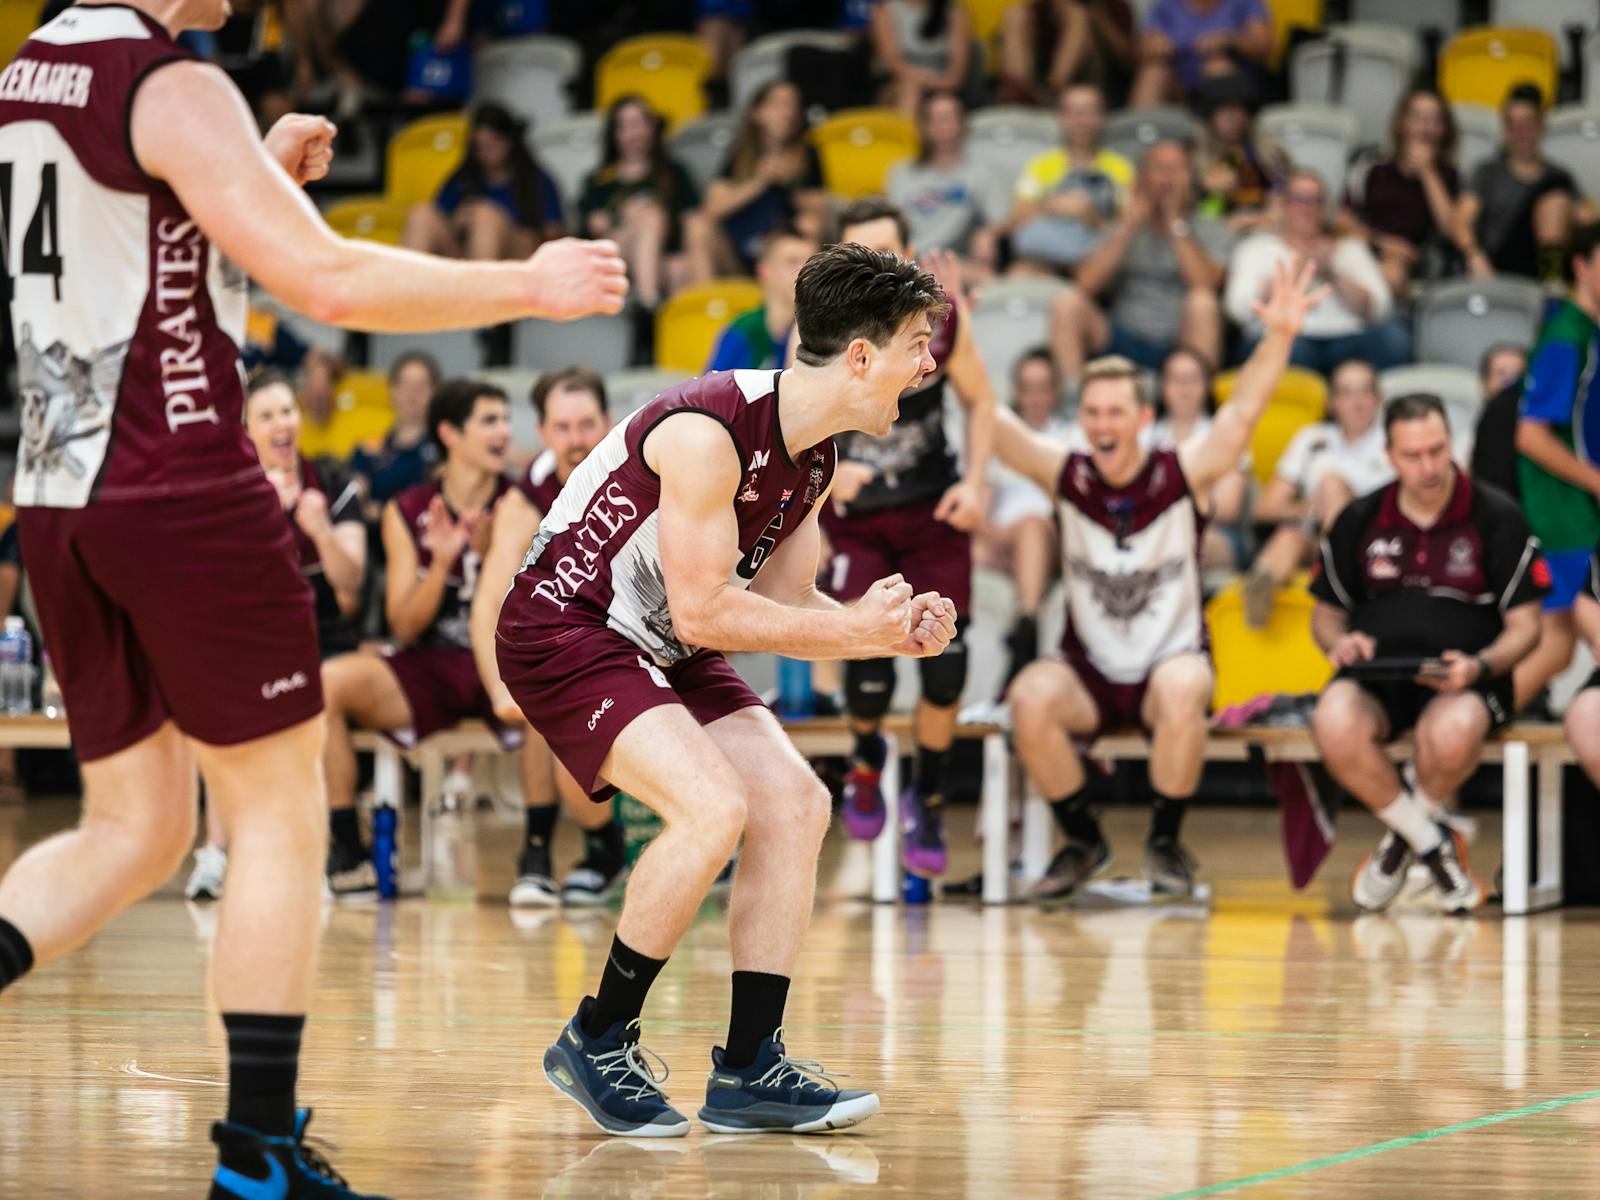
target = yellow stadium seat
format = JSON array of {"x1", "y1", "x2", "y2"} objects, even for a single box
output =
[
  {"x1": 596, "y1": 35, "x2": 711, "y2": 130},
  {"x1": 810, "y1": 108, "x2": 920, "y2": 200},
  {"x1": 1439, "y1": 27, "x2": 1559, "y2": 109},
  {"x1": 336, "y1": 370, "x2": 392, "y2": 412},
  {"x1": 386, "y1": 113, "x2": 469, "y2": 209},
  {"x1": 655, "y1": 279, "x2": 764, "y2": 374},
  {"x1": 1214, "y1": 366, "x2": 1327, "y2": 486},
  {"x1": 325, "y1": 196, "x2": 409, "y2": 245},
  {"x1": 0, "y1": 2, "x2": 38, "y2": 66},
  {"x1": 1266, "y1": 0, "x2": 1323, "y2": 69},
  {"x1": 300, "y1": 371, "x2": 393, "y2": 460},
  {"x1": 1207, "y1": 573, "x2": 1333, "y2": 709},
  {"x1": 960, "y1": 0, "x2": 1025, "y2": 71}
]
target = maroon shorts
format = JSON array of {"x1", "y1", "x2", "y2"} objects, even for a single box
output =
[
  {"x1": 821, "y1": 496, "x2": 972, "y2": 613},
  {"x1": 18, "y1": 480, "x2": 323, "y2": 762},
  {"x1": 380, "y1": 643, "x2": 523, "y2": 749},
  {"x1": 496, "y1": 622, "x2": 763, "y2": 801},
  {"x1": 1063, "y1": 647, "x2": 1153, "y2": 743}
]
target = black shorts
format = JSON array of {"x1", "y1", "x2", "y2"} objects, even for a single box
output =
[{"x1": 1339, "y1": 671, "x2": 1515, "y2": 738}]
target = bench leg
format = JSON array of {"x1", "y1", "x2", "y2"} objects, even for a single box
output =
[
  {"x1": 871, "y1": 734, "x2": 901, "y2": 904},
  {"x1": 419, "y1": 745, "x2": 447, "y2": 893},
  {"x1": 1501, "y1": 740, "x2": 1531, "y2": 917},
  {"x1": 1020, "y1": 782, "x2": 1052, "y2": 887},
  {"x1": 981, "y1": 733, "x2": 1010, "y2": 905},
  {"x1": 1533, "y1": 749, "x2": 1565, "y2": 912}
]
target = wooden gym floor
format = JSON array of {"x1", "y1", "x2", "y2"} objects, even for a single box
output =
[{"x1": 2, "y1": 797, "x2": 1598, "y2": 1199}]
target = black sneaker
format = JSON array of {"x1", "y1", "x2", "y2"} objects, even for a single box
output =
[
  {"x1": 325, "y1": 841, "x2": 375, "y2": 897},
  {"x1": 1421, "y1": 825, "x2": 1485, "y2": 914},
  {"x1": 509, "y1": 842, "x2": 559, "y2": 908},
  {"x1": 561, "y1": 856, "x2": 629, "y2": 907},
  {"x1": 1029, "y1": 840, "x2": 1111, "y2": 903},
  {"x1": 1145, "y1": 838, "x2": 1199, "y2": 897},
  {"x1": 210, "y1": 1109, "x2": 388, "y2": 1199}
]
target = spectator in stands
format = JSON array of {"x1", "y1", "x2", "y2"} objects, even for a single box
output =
[
  {"x1": 889, "y1": 90, "x2": 998, "y2": 275},
  {"x1": 1467, "y1": 342, "x2": 1531, "y2": 498},
  {"x1": 696, "y1": 0, "x2": 752, "y2": 99},
  {"x1": 1349, "y1": 90, "x2": 1463, "y2": 299},
  {"x1": 217, "y1": 2, "x2": 294, "y2": 126},
  {"x1": 695, "y1": 81, "x2": 826, "y2": 276},
  {"x1": 401, "y1": 105, "x2": 564, "y2": 262},
  {"x1": 1225, "y1": 170, "x2": 1408, "y2": 373},
  {"x1": 705, "y1": 227, "x2": 817, "y2": 371},
  {"x1": 1151, "y1": 347, "x2": 1246, "y2": 570},
  {"x1": 999, "y1": 0, "x2": 1137, "y2": 107},
  {"x1": 282, "y1": 0, "x2": 472, "y2": 114},
  {"x1": 1457, "y1": 84, "x2": 1577, "y2": 283},
  {"x1": 1562, "y1": 547, "x2": 1600, "y2": 789},
  {"x1": 1244, "y1": 359, "x2": 1391, "y2": 627},
  {"x1": 295, "y1": 346, "x2": 354, "y2": 459},
  {"x1": 1009, "y1": 83, "x2": 1132, "y2": 277},
  {"x1": 982, "y1": 349, "x2": 1070, "y2": 689},
  {"x1": 579, "y1": 96, "x2": 702, "y2": 309},
  {"x1": 1130, "y1": 0, "x2": 1273, "y2": 109},
  {"x1": 1047, "y1": 140, "x2": 1229, "y2": 381},
  {"x1": 349, "y1": 352, "x2": 441, "y2": 506},
  {"x1": 1195, "y1": 79, "x2": 1284, "y2": 233},
  {"x1": 870, "y1": 0, "x2": 976, "y2": 115},
  {"x1": 1484, "y1": 342, "x2": 1529, "y2": 401}
]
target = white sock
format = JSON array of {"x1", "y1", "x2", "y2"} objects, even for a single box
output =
[
  {"x1": 1411, "y1": 780, "x2": 1446, "y2": 821},
  {"x1": 1378, "y1": 792, "x2": 1444, "y2": 856}
]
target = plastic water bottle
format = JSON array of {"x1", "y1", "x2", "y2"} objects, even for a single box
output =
[
  {"x1": 371, "y1": 801, "x2": 398, "y2": 900},
  {"x1": 39, "y1": 651, "x2": 63, "y2": 719},
  {"x1": 425, "y1": 780, "x2": 477, "y2": 903},
  {"x1": 0, "y1": 617, "x2": 33, "y2": 716},
  {"x1": 902, "y1": 869, "x2": 931, "y2": 905},
  {"x1": 775, "y1": 657, "x2": 813, "y2": 718}
]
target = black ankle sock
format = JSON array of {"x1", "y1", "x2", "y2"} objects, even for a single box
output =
[
  {"x1": 0, "y1": 916, "x2": 34, "y2": 993},
  {"x1": 1149, "y1": 792, "x2": 1188, "y2": 844},
  {"x1": 851, "y1": 730, "x2": 887, "y2": 772},
  {"x1": 722, "y1": 971, "x2": 791, "y2": 1070},
  {"x1": 524, "y1": 803, "x2": 559, "y2": 849},
  {"x1": 585, "y1": 936, "x2": 667, "y2": 1037},
  {"x1": 222, "y1": 1013, "x2": 303, "y2": 1139},
  {"x1": 915, "y1": 745, "x2": 950, "y2": 802},
  {"x1": 329, "y1": 807, "x2": 362, "y2": 857},
  {"x1": 584, "y1": 820, "x2": 625, "y2": 866},
  {"x1": 1049, "y1": 788, "x2": 1103, "y2": 846}
]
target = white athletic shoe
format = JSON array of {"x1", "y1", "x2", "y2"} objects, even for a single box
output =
[
  {"x1": 184, "y1": 845, "x2": 228, "y2": 902},
  {"x1": 1351, "y1": 831, "x2": 1411, "y2": 913},
  {"x1": 1420, "y1": 826, "x2": 1485, "y2": 915}
]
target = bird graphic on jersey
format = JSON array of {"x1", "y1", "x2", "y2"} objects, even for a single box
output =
[
  {"x1": 16, "y1": 324, "x2": 125, "y2": 496},
  {"x1": 1065, "y1": 555, "x2": 1187, "y2": 627},
  {"x1": 628, "y1": 551, "x2": 690, "y2": 663}
]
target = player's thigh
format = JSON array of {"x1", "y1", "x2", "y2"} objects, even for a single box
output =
[
  {"x1": 1567, "y1": 684, "x2": 1600, "y2": 763},
  {"x1": 1414, "y1": 691, "x2": 1491, "y2": 764},
  {"x1": 702, "y1": 704, "x2": 829, "y2": 836},
  {"x1": 600, "y1": 704, "x2": 749, "y2": 832},
  {"x1": 190, "y1": 715, "x2": 326, "y2": 837},
  {"x1": 1008, "y1": 658, "x2": 1101, "y2": 735},
  {"x1": 1311, "y1": 679, "x2": 1390, "y2": 749},
  {"x1": 79, "y1": 721, "x2": 198, "y2": 857},
  {"x1": 1140, "y1": 653, "x2": 1215, "y2": 728},
  {"x1": 898, "y1": 507, "x2": 973, "y2": 612},
  {"x1": 321, "y1": 651, "x2": 414, "y2": 730}
]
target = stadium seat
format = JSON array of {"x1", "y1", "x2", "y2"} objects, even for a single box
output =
[
  {"x1": 511, "y1": 312, "x2": 633, "y2": 375},
  {"x1": 324, "y1": 196, "x2": 409, "y2": 245},
  {"x1": 670, "y1": 112, "x2": 740, "y2": 194},
  {"x1": 654, "y1": 279, "x2": 764, "y2": 374},
  {"x1": 1439, "y1": 27, "x2": 1558, "y2": 109},
  {"x1": 301, "y1": 371, "x2": 394, "y2": 460},
  {"x1": 964, "y1": 106, "x2": 1059, "y2": 223},
  {"x1": 1214, "y1": 366, "x2": 1327, "y2": 486},
  {"x1": 0, "y1": 2, "x2": 38, "y2": 66},
  {"x1": 968, "y1": 277, "x2": 1068, "y2": 401},
  {"x1": 473, "y1": 34, "x2": 582, "y2": 125},
  {"x1": 1102, "y1": 107, "x2": 1202, "y2": 169},
  {"x1": 1490, "y1": 0, "x2": 1595, "y2": 66},
  {"x1": 1414, "y1": 277, "x2": 1545, "y2": 372},
  {"x1": 1266, "y1": 0, "x2": 1325, "y2": 68},
  {"x1": 1349, "y1": 0, "x2": 1461, "y2": 40},
  {"x1": 595, "y1": 34, "x2": 711, "y2": 129},
  {"x1": 1378, "y1": 362, "x2": 1484, "y2": 461},
  {"x1": 810, "y1": 108, "x2": 920, "y2": 200},
  {"x1": 371, "y1": 331, "x2": 485, "y2": 378},
  {"x1": 728, "y1": 30, "x2": 857, "y2": 112},
  {"x1": 1543, "y1": 106, "x2": 1600, "y2": 200},
  {"x1": 1453, "y1": 103, "x2": 1501, "y2": 180},
  {"x1": 531, "y1": 111, "x2": 604, "y2": 214},
  {"x1": 1256, "y1": 103, "x2": 1358, "y2": 214},
  {"x1": 386, "y1": 113, "x2": 470, "y2": 209},
  {"x1": 1290, "y1": 24, "x2": 1419, "y2": 150},
  {"x1": 1208, "y1": 575, "x2": 1333, "y2": 710},
  {"x1": 604, "y1": 366, "x2": 694, "y2": 418}
]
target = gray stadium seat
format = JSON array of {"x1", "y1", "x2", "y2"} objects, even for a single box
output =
[
  {"x1": 1414, "y1": 277, "x2": 1545, "y2": 372},
  {"x1": 964, "y1": 106, "x2": 1059, "y2": 223},
  {"x1": 1257, "y1": 103, "x2": 1359, "y2": 215},
  {"x1": 370, "y1": 330, "x2": 484, "y2": 378},
  {"x1": 1378, "y1": 363, "x2": 1484, "y2": 460},
  {"x1": 1290, "y1": 24, "x2": 1419, "y2": 151},
  {"x1": 1102, "y1": 107, "x2": 1201, "y2": 167},
  {"x1": 1349, "y1": 0, "x2": 1460, "y2": 40},
  {"x1": 728, "y1": 30, "x2": 855, "y2": 112},
  {"x1": 968, "y1": 277, "x2": 1068, "y2": 402},
  {"x1": 530, "y1": 111, "x2": 603, "y2": 215},
  {"x1": 669, "y1": 113, "x2": 739, "y2": 194},
  {"x1": 267, "y1": 301, "x2": 349, "y2": 359},
  {"x1": 1543, "y1": 106, "x2": 1600, "y2": 200},
  {"x1": 474, "y1": 35, "x2": 581, "y2": 126},
  {"x1": 604, "y1": 366, "x2": 693, "y2": 418},
  {"x1": 1454, "y1": 103, "x2": 1501, "y2": 181},
  {"x1": 511, "y1": 312, "x2": 632, "y2": 376},
  {"x1": 1491, "y1": 0, "x2": 1596, "y2": 65}
]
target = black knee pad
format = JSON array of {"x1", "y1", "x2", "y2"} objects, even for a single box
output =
[
  {"x1": 918, "y1": 622, "x2": 968, "y2": 708},
  {"x1": 845, "y1": 657, "x2": 897, "y2": 721}
]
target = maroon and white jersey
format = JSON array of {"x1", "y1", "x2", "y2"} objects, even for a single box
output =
[
  {"x1": 833, "y1": 307, "x2": 961, "y2": 515},
  {"x1": 1056, "y1": 449, "x2": 1208, "y2": 684},
  {"x1": 517, "y1": 447, "x2": 563, "y2": 515},
  {"x1": 393, "y1": 475, "x2": 512, "y2": 651},
  {"x1": 504, "y1": 369, "x2": 836, "y2": 667},
  {"x1": 0, "y1": 5, "x2": 254, "y2": 508}
]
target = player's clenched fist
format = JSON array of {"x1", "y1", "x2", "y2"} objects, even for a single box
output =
[
  {"x1": 526, "y1": 238, "x2": 630, "y2": 319},
  {"x1": 894, "y1": 591, "x2": 957, "y2": 658},
  {"x1": 848, "y1": 572, "x2": 914, "y2": 655}
]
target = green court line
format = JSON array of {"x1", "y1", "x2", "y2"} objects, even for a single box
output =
[{"x1": 1153, "y1": 1087, "x2": 1600, "y2": 1200}]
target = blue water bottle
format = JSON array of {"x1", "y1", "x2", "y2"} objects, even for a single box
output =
[
  {"x1": 902, "y1": 869, "x2": 931, "y2": 905},
  {"x1": 775, "y1": 657, "x2": 813, "y2": 718},
  {"x1": 372, "y1": 802, "x2": 398, "y2": 900}
]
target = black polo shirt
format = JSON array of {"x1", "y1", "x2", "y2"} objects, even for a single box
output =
[{"x1": 1311, "y1": 472, "x2": 1548, "y2": 657}]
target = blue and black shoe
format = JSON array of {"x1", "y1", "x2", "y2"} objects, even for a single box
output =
[
  {"x1": 209, "y1": 1109, "x2": 387, "y2": 1199},
  {"x1": 697, "y1": 1029, "x2": 880, "y2": 1134},
  {"x1": 543, "y1": 997, "x2": 691, "y2": 1137}
]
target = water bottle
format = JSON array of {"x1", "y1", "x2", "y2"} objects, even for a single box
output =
[
  {"x1": 424, "y1": 784, "x2": 477, "y2": 903},
  {"x1": 371, "y1": 801, "x2": 398, "y2": 900},
  {"x1": 775, "y1": 657, "x2": 813, "y2": 718},
  {"x1": 39, "y1": 651, "x2": 63, "y2": 719},
  {"x1": 0, "y1": 617, "x2": 33, "y2": 716},
  {"x1": 902, "y1": 869, "x2": 931, "y2": 905}
]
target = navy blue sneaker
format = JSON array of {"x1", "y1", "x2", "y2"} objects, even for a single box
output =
[
  {"x1": 543, "y1": 997, "x2": 691, "y2": 1137},
  {"x1": 209, "y1": 1109, "x2": 387, "y2": 1199},
  {"x1": 697, "y1": 1029, "x2": 880, "y2": 1134}
]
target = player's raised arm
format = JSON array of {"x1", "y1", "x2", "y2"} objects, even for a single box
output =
[
  {"x1": 1182, "y1": 257, "x2": 1325, "y2": 492},
  {"x1": 994, "y1": 404, "x2": 1070, "y2": 494},
  {"x1": 923, "y1": 250, "x2": 996, "y2": 531},
  {"x1": 131, "y1": 63, "x2": 628, "y2": 332}
]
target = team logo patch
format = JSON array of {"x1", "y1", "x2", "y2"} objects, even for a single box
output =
[
  {"x1": 778, "y1": 487, "x2": 794, "y2": 511},
  {"x1": 1446, "y1": 537, "x2": 1476, "y2": 578},
  {"x1": 1532, "y1": 556, "x2": 1553, "y2": 588}
]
